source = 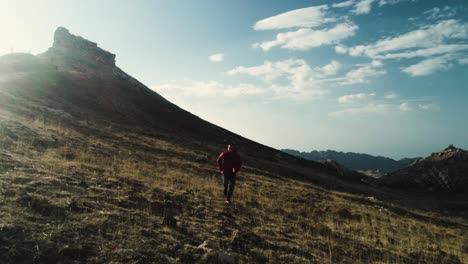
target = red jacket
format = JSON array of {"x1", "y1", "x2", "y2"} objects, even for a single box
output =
[{"x1": 216, "y1": 150, "x2": 242, "y2": 174}]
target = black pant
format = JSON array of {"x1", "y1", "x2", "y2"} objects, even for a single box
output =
[{"x1": 223, "y1": 172, "x2": 236, "y2": 199}]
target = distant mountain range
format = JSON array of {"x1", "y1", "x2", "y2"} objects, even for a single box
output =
[{"x1": 282, "y1": 149, "x2": 420, "y2": 173}]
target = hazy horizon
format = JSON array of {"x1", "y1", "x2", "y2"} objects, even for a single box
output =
[{"x1": 1, "y1": 0, "x2": 467, "y2": 159}]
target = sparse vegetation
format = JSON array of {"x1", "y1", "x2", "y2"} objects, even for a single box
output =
[{"x1": 0, "y1": 111, "x2": 466, "y2": 263}]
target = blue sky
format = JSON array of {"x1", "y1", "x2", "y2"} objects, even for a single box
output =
[{"x1": 1, "y1": 0, "x2": 467, "y2": 158}]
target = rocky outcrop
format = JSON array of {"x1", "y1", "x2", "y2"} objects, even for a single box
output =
[
  {"x1": 41, "y1": 27, "x2": 116, "y2": 70},
  {"x1": 379, "y1": 145, "x2": 468, "y2": 193}
]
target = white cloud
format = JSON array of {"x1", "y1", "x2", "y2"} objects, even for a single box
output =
[
  {"x1": 458, "y1": 57, "x2": 468, "y2": 65},
  {"x1": 399, "y1": 102, "x2": 412, "y2": 111},
  {"x1": 341, "y1": 19, "x2": 468, "y2": 76},
  {"x1": 418, "y1": 103, "x2": 440, "y2": 111},
  {"x1": 373, "y1": 44, "x2": 468, "y2": 60},
  {"x1": 329, "y1": 103, "x2": 393, "y2": 116},
  {"x1": 253, "y1": 5, "x2": 334, "y2": 30},
  {"x1": 346, "y1": 20, "x2": 468, "y2": 58},
  {"x1": 343, "y1": 66, "x2": 385, "y2": 84},
  {"x1": 338, "y1": 93, "x2": 375, "y2": 104},
  {"x1": 152, "y1": 81, "x2": 266, "y2": 98},
  {"x1": 339, "y1": 60, "x2": 386, "y2": 85},
  {"x1": 352, "y1": 0, "x2": 374, "y2": 15},
  {"x1": 384, "y1": 92, "x2": 399, "y2": 99},
  {"x1": 268, "y1": 84, "x2": 327, "y2": 101},
  {"x1": 378, "y1": 0, "x2": 411, "y2": 6},
  {"x1": 330, "y1": 95, "x2": 438, "y2": 116},
  {"x1": 332, "y1": 0, "x2": 355, "y2": 8},
  {"x1": 401, "y1": 55, "x2": 454, "y2": 77},
  {"x1": 424, "y1": 6, "x2": 457, "y2": 20},
  {"x1": 253, "y1": 22, "x2": 358, "y2": 51},
  {"x1": 399, "y1": 102, "x2": 441, "y2": 112},
  {"x1": 227, "y1": 59, "x2": 322, "y2": 100},
  {"x1": 151, "y1": 81, "x2": 268, "y2": 101},
  {"x1": 209, "y1": 53, "x2": 224, "y2": 62},
  {"x1": 371, "y1": 60, "x2": 383, "y2": 67},
  {"x1": 310, "y1": 60, "x2": 385, "y2": 86},
  {"x1": 320, "y1": 60, "x2": 342, "y2": 76},
  {"x1": 335, "y1": 45, "x2": 348, "y2": 54},
  {"x1": 227, "y1": 59, "x2": 311, "y2": 84},
  {"x1": 228, "y1": 59, "x2": 343, "y2": 87},
  {"x1": 225, "y1": 59, "x2": 352, "y2": 101}
]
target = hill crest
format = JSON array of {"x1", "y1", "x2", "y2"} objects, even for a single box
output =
[
  {"x1": 41, "y1": 27, "x2": 116, "y2": 70},
  {"x1": 380, "y1": 145, "x2": 468, "y2": 193}
]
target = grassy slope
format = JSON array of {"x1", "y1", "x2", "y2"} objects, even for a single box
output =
[{"x1": 0, "y1": 108, "x2": 466, "y2": 264}]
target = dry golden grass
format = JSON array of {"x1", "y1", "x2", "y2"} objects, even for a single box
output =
[{"x1": 0, "y1": 113, "x2": 466, "y2": 263}]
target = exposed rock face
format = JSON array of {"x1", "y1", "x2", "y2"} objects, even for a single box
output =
[
  {"x1": 41, "y1": 27, "x2": 116, "y2": 70},
  {"x1": 379, "y1": 145, "x2": 468, "y2": 193}
]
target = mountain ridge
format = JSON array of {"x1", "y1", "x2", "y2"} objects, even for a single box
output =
[
  {"x1": 282, "y1": 149, "x2": 420, "y2": 173},
  {"x1": 380, "y1": 145, "x2": 468, "y2": 193}
]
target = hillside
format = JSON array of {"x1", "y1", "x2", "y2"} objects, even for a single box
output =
[
  {"x1": 282, "y1": 149, "x2": 419, "y2": 173},
  {"x1": 0, "y1": 28, "x2": 467, "y2": 263},
  {"x1": 380, "y1": 145, "x2": 468, "y2": 193}
]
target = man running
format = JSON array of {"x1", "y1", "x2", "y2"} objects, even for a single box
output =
[{"x1": 216, "y1": 143, "x2": 242, "y2": 205}]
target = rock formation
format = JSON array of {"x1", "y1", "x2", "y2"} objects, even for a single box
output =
[{"x1": 40, "y1": 27, "x2": 116, "y2": 71}]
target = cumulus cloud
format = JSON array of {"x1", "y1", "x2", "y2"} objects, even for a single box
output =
[
  {"x1": 338, "y1": 93, "x2": 375, "y2": 104},
  {"x1": 401, "y1": 55, "x2": 454, "y2": 77},
  {"x1": 424, "y1": 6, "x2": 457, "y2": 20},
  {"x1": 418, "y1": 103, "x2": 440, "y2": 111},
  {"x1": 253, "y1": 5, "x2": 334, "y2": 30},
  {"x1": 399, "y1": 102, "x2": 441, "y2": 112},
  {"x1": 378, "y1": 0, "x2": 411, "y2": 6},
  {"x1": 342, "y1": 66, "x2": 385, "y2": 84},
  {"x1": 253, "y1": 22, "x2": 358, "y2": 51},
  {"x1": 332, "y1": 0, "x2": 355, "y2": 8},
  {"x1": 346, "y1": 20, "x2": 468, "y2": 58},
  {"x1": 340, "y1": 19, "x2": 468, "y2": 76},
  {"x1": 373, "y1": 44, "x2": 468, "y2": 60},
  {"x1": 335, "y1": 45, "x2": 348, "y2": 54},
  {"x1": 227, "y1": 59, "x2": 311, "y2": 83},
  {"x1": 225, "y1": 59, "x2": 351, "y2": 100},
  {"x1": 458, "y1": 57, "x2": 468, "y2": 65},
  {"x1": 330, "y1": 94, "x2": 439, "y2": 116},
  {"x1": 319, "y1": 60, "x2": 343, "y2": 76},
  {"x1": 352, "y1": 0, "x2": 374, "y2": 15},
  {"x1": 227, "y1": 61, "x2": 383, "y2": 97},
  {"x1": 209, "y1": 53, "x2": 225, "y2": 62},
  {"x1": 329, "y1": 103, "x2": 393, "y2": 116},
  {"x1": 399, "y1": 102, "x2": 412, "y2": 111},
  {"x1": 228, "y1": 59, "x2": 343, "y2": 85},
  {"x1": 339, "y1": 60, "x2": 386, "y2": 85},
  {"x1": 329, "y1": 102, "x2": 439, "y2": 116}
]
